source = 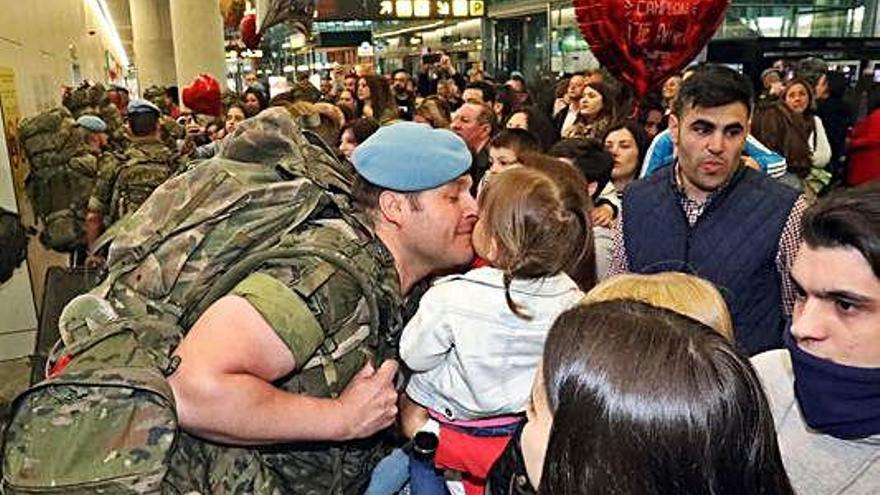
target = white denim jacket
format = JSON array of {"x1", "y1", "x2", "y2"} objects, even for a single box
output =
[{"x1": 401, "y1": 267, "x2": 584, "y2": 421}]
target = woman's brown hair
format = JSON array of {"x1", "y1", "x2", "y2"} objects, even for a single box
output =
[
  {"x1": 415, "y1": 96, "x2": 452, "y2": 128},
  {"x1": 359, "y1": 75, "x2": 397, "y2": 123},
  {"x1": 478, "y1": 162, "x2": 592, "y2": 318},
  {"x1": 783, "y1": 78, "x2": 818, "y2": 142},
  {"x1": 751, "y1": 99, "x2": 812, "y2": 177}
]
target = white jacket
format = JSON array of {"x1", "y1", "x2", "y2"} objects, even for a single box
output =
[{"x1": 401, "y1": 267, "x2": 584, "y2": 421}]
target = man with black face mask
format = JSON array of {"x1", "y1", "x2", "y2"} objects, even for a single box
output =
[
  {"x1": 753, "y1": 182, "x2": 880, "y2": 494},
  {"x1": 391, "y1": 69, "x2": 416, "y2": 121}
]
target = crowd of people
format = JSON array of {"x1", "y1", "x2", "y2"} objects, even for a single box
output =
[{"x1": 3, "y1": 53, "x2": 880, "y2": 495}]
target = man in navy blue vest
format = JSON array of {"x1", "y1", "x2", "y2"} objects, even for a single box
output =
[{"x1": 608, "y1": 65, "x2": 807, "y2": 355}]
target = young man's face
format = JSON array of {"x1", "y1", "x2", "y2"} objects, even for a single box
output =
[
  {"x1": 791, "y1": 244, "x2": 880, "y2": 368},
  {"x1": 669, "y1": 102, "x2": 749, "y2": 202}
]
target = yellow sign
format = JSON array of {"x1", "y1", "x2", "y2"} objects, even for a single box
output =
[
  {"x1": 0, "y1": 67, "x2": 25, "y2": 206},
  {"x1": 377, "y1": 0, "x2": 484, "y2": 18}
]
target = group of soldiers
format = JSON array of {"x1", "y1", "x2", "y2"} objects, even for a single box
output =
[{"x1": 18, "y1": 82, "x2": 188, "y2": 266}]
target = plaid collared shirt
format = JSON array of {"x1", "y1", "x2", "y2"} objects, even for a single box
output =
[{"x1": 608, "y1": 165, "x2": 807, "y2": 315}]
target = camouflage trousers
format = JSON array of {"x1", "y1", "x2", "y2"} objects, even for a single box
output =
[{"x1": 162, "y1": 432, "x2": 390, "y2": 495}]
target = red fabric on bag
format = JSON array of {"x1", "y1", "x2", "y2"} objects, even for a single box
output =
[{"x1": 435, "y1": 425, "x2": 513, "y2": 495}]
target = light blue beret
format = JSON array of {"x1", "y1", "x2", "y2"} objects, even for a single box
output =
[
  {"x1": 127, "y1": 98, "x2": 160, "y2": 115},
  {"x1": 352, "y1": 122, "x2": 472, "y2": 192},
  {"x1": 76, "y1": 115, "x2": 107, "y2": 133}
]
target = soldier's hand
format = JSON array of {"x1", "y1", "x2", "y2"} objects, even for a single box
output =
[{"x1": 337, "y1": 360, "x2": 399, "y2": 440}]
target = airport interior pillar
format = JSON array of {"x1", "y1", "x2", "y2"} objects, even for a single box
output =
[
  {"x1": 129, "y1": 0, "x2": 177, "y2": 88},
  {"x1": 169, "y1": 0, "x2": 227, "y2": 104}
]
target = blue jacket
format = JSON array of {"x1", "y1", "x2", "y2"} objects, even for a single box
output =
[
  {"x1": 623, "y1": 165, "x2": 799, "y2": 354},
  {"x1": 641, "y1": 129, "x2": 787, "y2": 179}
]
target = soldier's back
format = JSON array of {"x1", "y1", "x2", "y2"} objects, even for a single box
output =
[{"x1": 110, "y1": 137, "x2": 180, "y2": 221}]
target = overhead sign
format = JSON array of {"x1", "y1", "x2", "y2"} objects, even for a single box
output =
[
  {"x1": 313, "y1": 0, "x2": 484, "y2": 20},
  {"x1": 377, "y1": 0, "x2": 484, "y2": 19}
]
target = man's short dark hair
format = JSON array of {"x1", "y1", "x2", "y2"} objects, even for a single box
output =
[
  {"x1": 824, "y1": 71, "x2": 848, "y2": 99},
  {"x1": 128, "y1": 112, "x2": 159, "y2": 137},
  {"x1": 392, "y1": 68, "x2": 409, "y2": 79},
  {"x1": 489, "y1": 128, "x2": 540, "y2": 155},
  {"x1": 673, "y1": 65, "x2": 754, "y2": 118},
  {"x1": 549, "y1": 138, "x2": 613, "y2": 201},
  {"x1": 352, "y1": 176, "x2": 423, "y2": 223},
  {"x1": 802, "y1": 181, "x2": 880, "y2": 278},
  {"x1": 466, "y1": 81, "x2": 496, "y2": 105}
]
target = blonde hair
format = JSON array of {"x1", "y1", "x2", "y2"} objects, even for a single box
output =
[
  {"x1": 479, "y1": 165, "x2": 590, "y2": 319},
  {"x1": 582, "y1": 272, "x2": 734, "y2": 340}
]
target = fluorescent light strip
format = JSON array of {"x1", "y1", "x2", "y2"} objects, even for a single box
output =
[
  {"x1": 375, "y1": 21, "x2": 446, "y2": 39},
  {"x1": 87, "y1": 0, "x2": 130, "y2": 68}
]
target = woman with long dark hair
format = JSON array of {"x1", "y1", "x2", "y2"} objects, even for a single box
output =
[
  {"x1": 562, "y1": 82, "x2": 616, "y2": 141},
  {"x1": 751, "y1": 99, "x2": 813, "y2": 191},
  {"x1": 783, "y1": 79, "x2": 832, "y2": 200},
  {"x1": 357, "y1": 75, "x2": 398, "y2": 124},
  {"x1": 526, "y1": 300, "x2": 795, "y2": 495}
]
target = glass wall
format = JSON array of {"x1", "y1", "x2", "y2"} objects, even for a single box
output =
[{"x1": 487, "y1": 0, "x2": 876, "y2": 76}]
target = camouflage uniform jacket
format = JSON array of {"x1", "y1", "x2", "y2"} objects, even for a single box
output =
[
  {"x1": 88, "y1": 137, "x2": 180, "y2": 224},
  {"x1": 164, "y1": 216, "x2": 408, "y2": 495}
]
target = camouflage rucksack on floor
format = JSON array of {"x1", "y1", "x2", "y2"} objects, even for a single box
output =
[
  {"x1": 1, "y1": 109, "x2": 396, "y2": 494},
  {"x1": 19, "y1": 107, "x2": 96, "y2": 252},
  {"x1": 0, "y1": 207, "x2": 28, "y2": 284}
]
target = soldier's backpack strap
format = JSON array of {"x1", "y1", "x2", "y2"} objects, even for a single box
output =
[
  {"x1": 184, "y1": 232, "x2": 393, "y2": 397},
  {"x1": 92, "y1": 170, "x2": 228, "y2": 297},
  {"x1": 187, "y1": 243, "x2": 379, "y2": 340}
]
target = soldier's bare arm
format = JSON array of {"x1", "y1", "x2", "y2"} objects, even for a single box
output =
[{"x1": 168, "y1": 295, "x2": 398, "y2": 445}]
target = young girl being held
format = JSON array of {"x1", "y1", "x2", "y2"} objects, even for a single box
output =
[{"x1": 399, "y1": 164, "x2": 592, "y2": 495}]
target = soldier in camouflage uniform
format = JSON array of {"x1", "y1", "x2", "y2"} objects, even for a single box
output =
[
  {"x1": 87, "y1": 99, "x2": 182, "y2": 238},
  {"x1": 76, "y1": 115, "x2": 124, "y2": 262},
  {"x1": 164, "y1": 122, "x2": 478, "y2": 494}
]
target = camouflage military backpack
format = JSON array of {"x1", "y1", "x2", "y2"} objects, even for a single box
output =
[
  {"x1": 107, "y1": 143, "x2": 181, "y2": 222},
  {"x1": 0, "y1": 207, "x2": 28, "y2": 284},
  {"x1": 2, "y1": 314, "x2": 183, "y2": 495},
  {"x1": 19, "y1": 107, "x2": 96, "y2": 252},
  {"x1": 1, "y1": 109, "x2": 397, "y2": 494},
  {"x1": 63, "y1": 82, "x2": 128, "y2": 151}
]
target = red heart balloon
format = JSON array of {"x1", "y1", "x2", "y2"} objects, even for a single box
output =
[
  {"x1": 240, "y1": 13, "x2": 262, "y2": 49},
  {"x1": 573, "y1": 0, "x2": 729, "y2": 98}
]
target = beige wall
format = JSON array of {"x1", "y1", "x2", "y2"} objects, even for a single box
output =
[
  {"x1": 0, "y1": 0, "x2": 122, "y2": 360},
  {"x1": 0, "y1": 1, "x2": 122, "y2": 116}
]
